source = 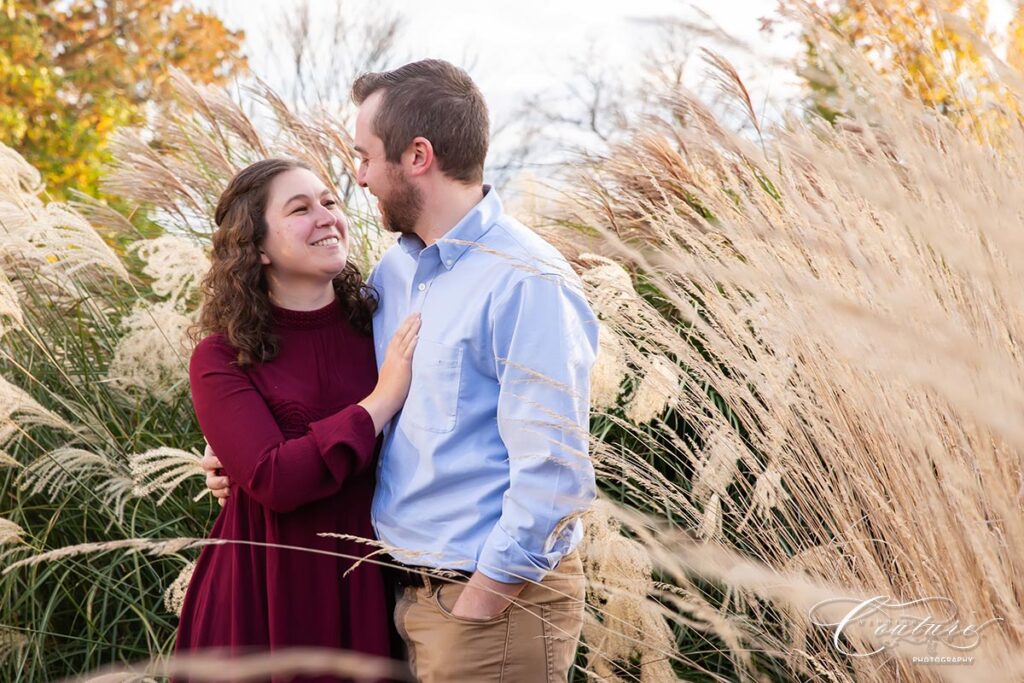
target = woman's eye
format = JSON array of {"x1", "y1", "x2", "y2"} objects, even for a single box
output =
[
  {"x1": 324, "y1": 200, "x2": 338, "y2": 207},
  {"x1": 291, "y1": 207, "x2": 307, "y2": 214}
]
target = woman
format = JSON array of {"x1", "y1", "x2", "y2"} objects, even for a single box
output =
[{"x1": 176, "y1": 158, "x2": 418, "y2": 679}]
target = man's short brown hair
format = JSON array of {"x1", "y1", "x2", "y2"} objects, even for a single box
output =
[{"x1": 352, "y1": 59, "x2": 489, "y2": 184}]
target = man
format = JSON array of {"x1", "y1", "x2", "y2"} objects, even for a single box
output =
[{"x1": 202, "y1": 59, "x2": 598, "y2": 682}]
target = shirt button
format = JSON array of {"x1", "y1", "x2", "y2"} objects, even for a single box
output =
[
  {"x1": 417, "y1": 283, "x2": 426, "y2": 291},
  {"x1": 446, "y1": 259, "x2": 453, "y2": 266}
]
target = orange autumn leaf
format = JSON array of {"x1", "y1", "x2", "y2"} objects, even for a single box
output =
[
  {"x1": 805, "y1": 0, "x2": 1024, "y2": 143},
  {"x1": 0, "y1": 0, "x2": 247, "y2": 199}
]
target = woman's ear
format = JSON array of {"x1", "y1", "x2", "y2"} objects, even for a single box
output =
[{"x1": 259, "y1": 249, "x2": 271, "y2": 266}]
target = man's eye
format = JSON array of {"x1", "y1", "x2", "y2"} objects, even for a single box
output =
[{"x1": 324, "y1": 200, "x2": 338, "y2": 207}]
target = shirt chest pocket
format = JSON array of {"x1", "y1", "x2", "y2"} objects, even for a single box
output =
[{"x1": 406, "y1": 340, "x2": 463, "y2": 433}]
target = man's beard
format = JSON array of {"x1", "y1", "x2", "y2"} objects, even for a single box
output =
[{"x1": 379, "y1": 166, "x2": 423, "y2": 234}]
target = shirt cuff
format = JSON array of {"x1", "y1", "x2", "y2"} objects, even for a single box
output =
[
  {"x1": 476, "y1": 521, "x2": 573, "y2": 584},
  {"x1": 308, "y1": 404, "x2": 378, "y2": 473}
]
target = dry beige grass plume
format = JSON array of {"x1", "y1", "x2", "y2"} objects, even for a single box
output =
[
  {"x1": 554, "y1": 6, "x2": 1024, "y2": 677},
  {"x1": 129, "y1": 448, "x2": 205, "y2": 504}
]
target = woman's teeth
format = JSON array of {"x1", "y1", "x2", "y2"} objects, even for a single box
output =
[{"x1": 311, "y1": 236, "x2": 339, "y2": 247}]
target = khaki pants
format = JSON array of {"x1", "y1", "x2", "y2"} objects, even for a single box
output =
[{"x1": 393, "y1": 553, "x2": 586, "y2": 682}]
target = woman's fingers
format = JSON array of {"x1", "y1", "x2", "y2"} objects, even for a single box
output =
[
  {"x1": 389, "y1": 314, "x2": 421, "y2": 358},
  {"x1": 200, "y1": 447, "x2": 222, "y2": 473},
  {"x1": 395, "y1": 313, "x2": 414, "y2": 337},
  {"x1": 402, "y1": 316, "x2": 421, "y2": 355},
  {"x1": 396, "y1": 313, "x2": 421, "y2": 344},
  {"x1": 402, "y1": 329, "x2": 419, "y2": 357},
  {"x1": 206, "y1": 473, "x2": 229, "y2": 491}
]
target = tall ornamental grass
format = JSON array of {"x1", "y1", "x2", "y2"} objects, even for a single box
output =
[
  {"x1": 551, "y1": 6, "x2": 1024, "y2": 680},
  {"x1": 0, "y1": 3, "x2": 1022, "y2": 680}
]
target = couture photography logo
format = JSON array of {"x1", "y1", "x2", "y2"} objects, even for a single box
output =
[{"x1": 808, "y1": 595, "x2": 1003, "y2": 665}]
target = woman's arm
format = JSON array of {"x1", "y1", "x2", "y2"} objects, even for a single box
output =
[
  {"x1": 191, "y1": 315, "x2": 418, "y2": 513},
  {"x1": 190, "y1": 337, "x2": 372, "y2": 513}
]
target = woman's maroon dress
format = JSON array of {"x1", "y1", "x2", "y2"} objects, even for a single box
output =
[{"x1": 176, "y1": 300, "x2": 391, "y2": 680}]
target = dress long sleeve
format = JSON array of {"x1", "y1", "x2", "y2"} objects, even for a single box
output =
[
  {"x1": 189, "y1": 335, "x2": 377, "y2": 513},
  {"x1": 176, "y1": 302, "x2": 391, "y2": 678}
]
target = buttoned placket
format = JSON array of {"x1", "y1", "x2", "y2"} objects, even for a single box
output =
[{"x1": 409, "y1": 245, "x2": 443, "y2": 311}]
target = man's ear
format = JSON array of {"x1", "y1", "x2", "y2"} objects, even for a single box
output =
[{"x1": 406, "y1": 136, "x2": 434, "y2": 177}]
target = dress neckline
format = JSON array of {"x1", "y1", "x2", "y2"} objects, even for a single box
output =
[{"x1": 270, "y1": 298, "x2": 345, "y2": 330}]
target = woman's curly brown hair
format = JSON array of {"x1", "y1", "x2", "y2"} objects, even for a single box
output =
[{"x1": 195, "y1": 158, "x2": 377, "y2": 366}]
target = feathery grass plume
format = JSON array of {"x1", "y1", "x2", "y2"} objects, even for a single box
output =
[
  {"x1": 2, "y1": 538, "x2": 216, "y2": 574},
  {"x1": 129, "y1": 235, "x2": 210, "y2": 302},
  {"x1": 256, "y1": 84, "x2": 342, "y2": 185},
  {"x1": 590, "y1": 322, "x2": 630, "y2": 411},
  {"x1": 0, "y1": 626, "x2": 27, "y2": 665},
  {"x1": 0, "y1": 269, "x2": 22, "y2": 339},
  {"x1": 744, "y1": 464, "x2": 788, "y2": 525},
  {"x1": 579, "y1": 253, "x2": 639, "y2": 319},
  {"x1": 107, "y1": 301, "x2": 194, "y2": 401},
  {"x1": 129, "y1": 448, "x2": 204, "y2": 504},
  {"x1": 103, "y1": 69, "x2": 272, "y2": 237},
  {"x1": 0, "y1": 189, "x2": 130, "y2": 284},
  {"x1": 0, "y1": 375, "x2": 74, "y2": 450},
  {"x1": 0, "y1": 518, "x2": 24, "y2": 546},
  {"x1": 579, "y1": 501, "x2": 677, "y2": 682},
  {"x1": 620, "y1": 506, "x2": 1006, "y2": 681},
  {"x1": 0, "y1": 144, "x2": 43, "y2": 206},
  {"x1": 695, "y1": 492, "x2": 723, "y2": 543},
  {"x1": 104, "y1": 128, "x2": 217, "y2": 235},
  {"x1": 691, "y1": 424, "x2": 752, "y2": 504},
  {"x1": 163, "y1": 560, "x2": 196, "y2": 618},
  {"x1": 167, "y1": 68, "x2": 269, "y2": 163},
  {"x1": 624, "y1": 355, "x2": 681, "y2": 424},
  {"x1": 17, "y1": 447, "x2": 135, "y2": 520},
  {"x1": 556, "y1": 3, "x2": 1024, "y2": 674},
  {"x1": 0, "y1": 99, "x2": 214, "y2": 679}
]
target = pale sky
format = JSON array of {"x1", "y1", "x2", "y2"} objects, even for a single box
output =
[
  {"x1": 202, "y1": 1, "x2": 805, "y2": 179},
  {"x1": 202, "y1": 0, "x2": 1021, "y2": 122},
  {"x1": 198, "y1": 0, "x2": 1019, "y2": 187},
  {"x1": 206, "y1": 0, "x2": 802, "y2": 109}
]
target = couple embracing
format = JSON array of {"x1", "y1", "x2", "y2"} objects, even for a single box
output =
[{"x1": 175, "y1": 59, "x2": 599, "y2": 682}]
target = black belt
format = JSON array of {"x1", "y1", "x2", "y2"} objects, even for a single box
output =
[{"x1": 384, "y1": 558, "x2": 473, "y2": 589}]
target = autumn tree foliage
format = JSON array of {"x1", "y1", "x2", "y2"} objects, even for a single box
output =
[
  {"x1": 0, "y1": 0, "x2": 247, "y2": 198},
  {"x1": 803, "y1": 0, "x2": 1024, "y2": 138}
]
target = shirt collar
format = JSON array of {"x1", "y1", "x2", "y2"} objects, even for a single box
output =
[
  {"x1": 396, "y1": 185, "x2": 502, "y2": 270},
  {"x1": 398, "y1": 232, "x2": 425, "y2": 256}
]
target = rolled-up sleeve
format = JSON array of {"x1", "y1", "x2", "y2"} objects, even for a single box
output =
[{"x1": 477, "y1": 273, "x2": 599, "y2": 583}]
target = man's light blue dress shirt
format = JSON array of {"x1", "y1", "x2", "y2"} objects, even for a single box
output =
[{"x1": 368, "y1": 187, "x2": 599, "y2": 583}]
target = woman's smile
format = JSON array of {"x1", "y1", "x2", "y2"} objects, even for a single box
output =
[{"x1": 310, "y1": 235, "x2": 341, "y2": 248}]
